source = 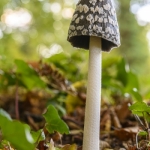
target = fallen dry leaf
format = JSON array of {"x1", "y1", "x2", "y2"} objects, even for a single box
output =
[
  {"x1": 100, "y1": 140, "x2": 110, "y2": 150},
  {"x1": 114, "y1": 126, "x2": 139, "y2": 141},
  {"x1": 110, "y1": 108, "x2": 122, "y2": 128}
]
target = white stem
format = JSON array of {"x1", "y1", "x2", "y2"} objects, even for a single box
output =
[{"x1": 82, "y1": 36, "x2": 102, "y2": 150}]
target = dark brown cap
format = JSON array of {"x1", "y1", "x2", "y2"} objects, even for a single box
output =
[{"x1": 67, "y1": 0, "x2": 120, "y2": 52}]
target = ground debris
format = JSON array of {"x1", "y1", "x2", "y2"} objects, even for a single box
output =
[
  {"x1": 100, "y1": 140, "x2": 111, "y2": 150},
  {"x1": 0, "y1": 84, "x2": 145, "y2": 150}
]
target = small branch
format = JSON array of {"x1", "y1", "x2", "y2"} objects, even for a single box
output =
[
  {"x1": 143, "y1": 112, "x2": 150, "y2": 141},
  {"x1": 63, "y1": 116, "x2": 83, "y2": 127},
  {"x1": 128, "y1": 104, "x2": 146, "y2": 130},
  {"x1": 143, "y1": 112, "x2": 149, "y2": 129},
  {"x1": 110, "y1": 108, "x2": 122, "y2": 128},
  {"x1": 134, "y1": 114, "x2": 146, "y2": 130},
  {"x1": 136, "y1": 131, "x2": 140, "y2": 149}
]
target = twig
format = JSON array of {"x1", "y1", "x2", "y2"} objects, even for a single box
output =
[
  {"x1": 110, "y1": 108, "x2": 122, "y2": 128},
  {"x1": 128, "y1": 103, "x2": 146, "y2": 130},
  {"x1": 143, "y1": 112, "x2": 150, "y2": 141},
  {"x1": 63, "y1": 116, "x2": 83, "y2": 127},
  {"x1": 136, "y1": 131, "x2": 140, "y2": 149},
  {"x1": 134, "y1": 114, "x2": 146, "y2": 130}
]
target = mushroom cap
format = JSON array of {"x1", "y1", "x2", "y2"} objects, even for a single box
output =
[{"x1": 67, "y1": 0, "x2": 120, "y2": 52}]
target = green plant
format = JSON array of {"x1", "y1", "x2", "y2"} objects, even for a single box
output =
[
  {"x1": 102, "y1": 57, "x2": 142, "y2": 102},
  {"x1": 0, "y1": 105, "x2": 69, "y2": 150},
  {"x1": 0, "y1": 57, "x2": 148, "y2": 150},
  {"x1": 129, "y1": 102, "x2": 150, "y2": 149}
]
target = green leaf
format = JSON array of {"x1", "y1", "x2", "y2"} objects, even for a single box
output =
[
  {"x1": 0, "y1": 140, "x2": 9, "y2": 148},
  {"x1": 130, "y1": 89, "x2": 143, "y2": 102},
  {"x1": 129, "y1": 102, "x2": 150, "y2": 115},
  {"x1": 126, "y1": 71, "x2": 139, "y2": 90},
  {"x1": 15, "y1": 59, "x2": 35, "y2": 75},
  {"x1": 143, "y1": 112, "x2": 150, "y2": 123},
  {"x1": 0, "y1": 109, "x2": 12, "y2": 120},
  {"x1": 0, "y1": 109, "x2": 35, "y2": 150},
  {"x1": 31, "y1": 129, "x2": 45, "y2": 143},
  {"x1": 15, "y1": 59, "x2": 46, "y2": 89},
  {"x1": 1, "y1": 72, "x2": 17, "y2": 87},
  {"x1": 138, "y1": 131, "x2": 147, "y2": 136},
  {"x1": 102, "y1": 57, "x2": 120, "y2": 68},
  {"x1": 116, "y1": 59, "x2": 128, "y2": 86},
  {"x1": 43, "y1": 105, "x2": 69, "y2": 134}
]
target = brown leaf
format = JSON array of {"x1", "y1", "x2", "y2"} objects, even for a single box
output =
[
  {"x1": 100, "y1": 109, "x2": 111, "y2": 131},
  {"x1": 100, "y1": 140, "x2": 111, "y2": 150},
  {"x1": 110, "y1": 108, "x2": 122, "y2": 128},
  {"x1": 37, "y1": 141, "x2": 47, "y2": 150},
  {"x1": 127, "y1": 144, "x2": 137, "y2": 150},
  {"x1": 51, "y1": 132, "x2": 62, "y2": 143},
  {"x1": 115, "y1": 100, "x2": 131, "y2": 122},
  {"x1": 114, "y1": 127, "x2": 139, "y2": 141},
  {"x1": 77, "y1": 146, "x2": 82, "y2": 150}
]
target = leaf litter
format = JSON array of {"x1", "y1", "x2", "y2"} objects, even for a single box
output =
[
  {"x1": 0, "y1": 61, "x2": 149, "y2": 150},
  {"x1": 1, "y1": 92, "x2": 145, "y2": 150}
]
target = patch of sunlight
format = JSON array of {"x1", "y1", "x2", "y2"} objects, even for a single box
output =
[
  {"x1": 146, "y1": 31, "x2": 150, "y2": 53},
  {"x1": 42, "y1": 2, "x2": 51, "y2": 13},
  {"x1": 37, "y1": 44, "x2": 63, "y2": 58},
  {"x1": 1, "y1": 8, "x2": 32, "y2": 29},
  {"x1": 133, "y1": 88, "x2": 138, "y2": 92},
  {"x1": 0, "y1": 29, "x2": 3, "y2": 39},
  {"x1": 130, "y1": 3, "x2": 140, "y2": 14},
  {"x1": 64, "y1": 0, "x2": 74, "y2": 6},
  {"x1": 62, "y1": 8, "x2": 74, "y2": 19},
  {"x1": 136, "y1": 4, "x2": 150, "y2": 25},
  {"x1": 130, "y1": 3, "x2": 150, "y2": 26},
  {"x1": 50, "y1": 3, "x2": 61, "y2": 14}
]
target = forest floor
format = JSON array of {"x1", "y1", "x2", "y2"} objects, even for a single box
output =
[{"x1": 1, "y1": 89, "x2": 147, "y2": 150}]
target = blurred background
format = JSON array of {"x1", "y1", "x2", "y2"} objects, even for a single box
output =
[
  {"x1": 0, "y1": 0, "x2": 150, "y2": 107},
  {"x1": 1, "y1": 1, "x2": 150, "y2": 148}
]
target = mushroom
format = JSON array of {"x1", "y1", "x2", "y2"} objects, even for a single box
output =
[{"x1": 67, "y1": 0, "x2": 120, "y2": 150}]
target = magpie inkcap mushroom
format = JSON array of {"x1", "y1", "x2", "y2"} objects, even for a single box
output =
[{"x1": 67, "y1": 0, "x2": 120, "y2": 51}]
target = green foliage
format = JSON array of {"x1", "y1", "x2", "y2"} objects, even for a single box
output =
[
  {"x1": 43, "y1": 105, "x2": 69, "y2": 134},
  {"x1": 116, "y1": 59, "x2": 139, "y2": 90},
  {"x1": 0, "y1": 105, "x2": 69, "y2": 149},
  {"x1": 0, "y1": 109, "x2": 35, "y2": 150},
  {"x1": 129, "y1": 102, "x2": 150, "y2": 140},
  {"x1": 0, "y1": 0, "x2": 150, "y2": 149},
  {"x1": 129, "y1": 101, "x2": 150, "y2": 116},
  {"x1": 138, "y1": 131, "x2": 147, "y2": 136},
  {"x1": 31, "y1": 129, "x2": 45, "y2": 143},
  {"x1": 102, "y1": 57, "x2": 142, "y2": 101},
  {"x1": 129, "y1": 101, "x2": 150, "y2": 133},
  {"x1": 15, "y1": 59, "x2": 46, "y2": 90},
  {"x1": 118, "y1": 0, "x2": 149, "y2": 72}
]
